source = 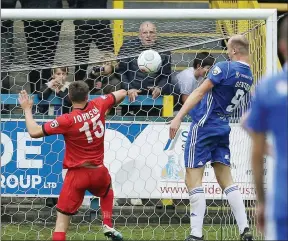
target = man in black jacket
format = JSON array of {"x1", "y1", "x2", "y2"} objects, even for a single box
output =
[
  {"x1": 68, "y1": 0, "x2": 115, "y2": 81},
  {"x1": 118, "y1": 22, "x2": 172, "y2": 103},
  {"x1": 20, "y1": 0, "x2": 63, "y2": 94}
]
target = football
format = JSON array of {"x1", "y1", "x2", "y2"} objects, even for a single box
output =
[{"x1": 137, "y1": 49, "x2": 162, "y2": 73}]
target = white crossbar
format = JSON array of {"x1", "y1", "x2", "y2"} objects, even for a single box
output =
[{"x1": 2, "y1": 8, "x2": 276, "y2": 20}]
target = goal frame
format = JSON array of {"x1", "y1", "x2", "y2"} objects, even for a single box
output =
[
  {"x1": 2, "y1": 8, "x2": 278, "y2": 75},
  {"x1": 0, "y1": 9, "x2": 278, "y2": 239}
]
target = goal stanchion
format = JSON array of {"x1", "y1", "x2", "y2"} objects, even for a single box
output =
[{"x1": 1, "y1": 8, "x2": 278, "y2": 240}]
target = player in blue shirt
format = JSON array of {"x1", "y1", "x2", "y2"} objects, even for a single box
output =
[
  {"x1": 243, "y1": 16, "x2": 287, "y2": 240},
  {"x1": 170, "y1": 35, "x2": 254, "y2": 241}
]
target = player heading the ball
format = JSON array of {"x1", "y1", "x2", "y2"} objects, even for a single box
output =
[
  {"x1": 170, "y1": 35, "x2": 254, "y2": 241},
  {"x1": 18, "y1": 81, "x2": 127, "y2": 241}
]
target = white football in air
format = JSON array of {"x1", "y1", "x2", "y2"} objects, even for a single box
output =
[{"x1": 137, "y1": 49, "x2": 162, "y2": 73}]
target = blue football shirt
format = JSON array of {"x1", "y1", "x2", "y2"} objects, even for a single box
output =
[
  {"x1": 189, "y1": 61, "x2": 253, "y2": 126},
  {"x1": 246, "y1": 63, "x2": 288, "y2": 238}
]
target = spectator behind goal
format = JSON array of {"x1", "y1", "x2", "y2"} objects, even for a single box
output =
[
  {"x1": 117, "y1": 21, "x2": 172, "y2": 115},
  {"x1": 68, "y1": 0, "x2": 115, "y2": 82},
  {"x1": 20, "y1": 0, "x2": 63, "y2": 94},
  {"x1": 176, "y1": 52, "x2": 215, "y2": 103},
  {"x1": 85, "y1": 62, "x2": 121, "y2": 95},
  {"x1": 38, "y1": 67, "x2": 72, "y2": 115}
]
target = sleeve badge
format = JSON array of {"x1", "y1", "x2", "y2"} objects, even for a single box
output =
[
  {"x1": 50, "y1": 120, "x2": 59, "y2": 128},
  {"x1": 212, "y1": 66, "x2": 222, "y2": 76},
  {"x1": 101, "y1": 95, "x2": 108, "y2": 99}
]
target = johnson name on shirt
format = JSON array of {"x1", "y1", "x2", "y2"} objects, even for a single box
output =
[{"x1": 73, "y1": 107, "x2": 100, "y2": 124}]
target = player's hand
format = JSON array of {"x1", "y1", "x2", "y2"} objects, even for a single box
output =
[
  {"x1": 169, "y1": 117, "x2": 181, "y2": 139},
  {"x1": 256, "y1": 202, "x2": 265, "y2": 234},
  {"x1": 149, "y1": 87, "x2": 161, "y2": 99},
  {"x1": 128, "y1": 89, "x2": 141, "y2": 102},
  {"x1": 18, "y1": 90, "x2": 34, "y2": 110}
]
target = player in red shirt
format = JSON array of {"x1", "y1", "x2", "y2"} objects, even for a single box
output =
[{"x1": 18, "y1": 81, "x2": 127, "y2": 241}]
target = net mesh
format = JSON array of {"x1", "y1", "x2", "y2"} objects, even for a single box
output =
[
  {"x1": 1, "y1": 15, "x2": 268, "y2": 240},
  {"x1": 1, "y1": 19, "x2": 265, "y2": 71}
]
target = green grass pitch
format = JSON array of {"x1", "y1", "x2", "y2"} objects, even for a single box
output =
[{"x1": 1, "y1": 224, "x2": 262, "y2": 240}]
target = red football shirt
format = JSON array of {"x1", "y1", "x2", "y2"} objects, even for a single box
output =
[{"x1": 42, "y1": 94, "x2": 116, "y2": 169}]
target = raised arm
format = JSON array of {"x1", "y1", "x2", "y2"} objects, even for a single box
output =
[
  {"x1": 169, "y1": 79, "x2": 214, "y2": 139},
  {"x1": 19, "y1": 90, "x2": 71, "y2": 138},
  {"x1": 177, "y1": 79, "x2": 213, "y2": 120},
  {"x1": 111, "y1": 89, "x2": 128, "y2": 105},
  {"x1": 92, "y1": 90, "x2": 127, "y2": 116},
  {"x1": 18, "y1": 90, "x2": 44, "y2": 138}
]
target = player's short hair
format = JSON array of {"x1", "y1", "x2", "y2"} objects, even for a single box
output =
[
  {"x1": 68, "y1": 81, "x2": 89, "y2": 103},
  {"x1": 279, "y1": 15, "x2": 288, "y2": 42},
  {"x1": 230, "y1": 35, "x2": 249, "y2": 55},
  {"x1": 193, "y1": 52, "x2": 215, "y2": 69}
]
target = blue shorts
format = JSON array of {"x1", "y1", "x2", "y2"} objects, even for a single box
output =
[{"x1": 184, "y1": 122, "x2": 231, "y2": 168}]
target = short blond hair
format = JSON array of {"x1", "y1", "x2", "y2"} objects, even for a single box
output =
[{"x1": 229, "y1": 35, "x2": 249, "y2": 55}]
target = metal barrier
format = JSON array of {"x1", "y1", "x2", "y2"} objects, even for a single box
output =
[{"x1": 1, "y1": 94, "x2": 174, "y2": 117}]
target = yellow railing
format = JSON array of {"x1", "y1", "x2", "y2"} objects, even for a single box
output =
[
  {"x1": 250, "y1": 0, "x2": 282, "y2": 73},
  {"x1": 210, "y1": 0, "x2": 282, "y2": 84},
  {"x1": 113, "y1": 0, "x2": 124, "y2": 55}
]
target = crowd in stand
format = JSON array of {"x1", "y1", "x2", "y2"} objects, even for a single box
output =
[{"x1": 1, "y1": 0, "x2": 216, "y2": 117}]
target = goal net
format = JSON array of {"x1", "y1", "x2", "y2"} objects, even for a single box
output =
[{"x1": 1, "y1": 8, "x2": 277, "y2": 240}]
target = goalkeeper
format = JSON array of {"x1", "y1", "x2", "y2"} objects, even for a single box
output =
[
  {"x1": 170, "y1": 35, "x2": 253, "y2": 241},
  {"x1": 18, "y1": 81, "x2": 127, "y2": 241}
]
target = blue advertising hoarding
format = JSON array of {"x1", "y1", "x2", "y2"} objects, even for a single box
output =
[
  {"x1": 1, "y1": 119, "x2": 259, "y2": 200},
  {"x1": 1, "y1": 120, "x2": 147, "y2": 197}
]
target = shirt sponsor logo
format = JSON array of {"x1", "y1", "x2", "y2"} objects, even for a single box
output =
[
  {"x1": 50, "y1": 120, "x2": 59, "y2": 128},
  {"x1": 239, "y1": 73, "x2": 253, "y2": 81}
]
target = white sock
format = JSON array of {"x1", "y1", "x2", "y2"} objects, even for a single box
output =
[
  {"x1": 224, "y1": 184, "x2": 249, "y2": 234},
  {"x1": 189, "y1": 187, "x2": 206, "y2": 238}
]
